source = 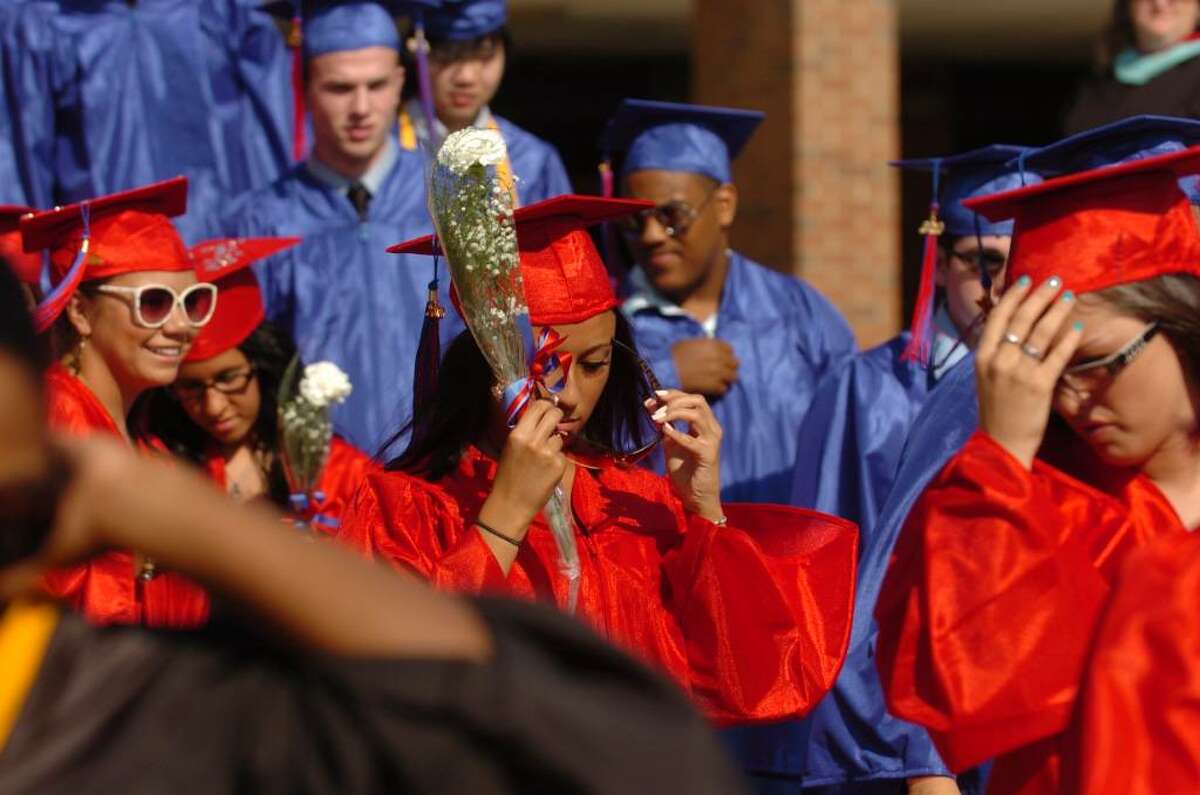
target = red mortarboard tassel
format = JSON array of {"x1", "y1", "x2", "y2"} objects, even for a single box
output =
[
  {"x1": 290, "y1": 15, "x2": 307, "y2": 163},
  {"x1": 900, "y1": 202, "x2": 944, "y2": 365}
]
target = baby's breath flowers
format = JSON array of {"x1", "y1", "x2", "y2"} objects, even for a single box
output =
[
  {"x1": 428, "y1": 128, "x2": 581, "y2": 612},
  {"x1": 277, "y1": 358, "x2": 351, "y2": 529}
]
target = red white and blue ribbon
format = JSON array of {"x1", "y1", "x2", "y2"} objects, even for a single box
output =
[
  {"x1": 289, "y1": 490, "x2": 339, "y2": 530},
  {"x1": 500, "y1": 322, "x2": 573, "y2": 428}
]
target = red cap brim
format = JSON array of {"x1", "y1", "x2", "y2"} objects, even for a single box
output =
[{"x1": 20, "y1": 176, "x2": 188, "y2": 253}]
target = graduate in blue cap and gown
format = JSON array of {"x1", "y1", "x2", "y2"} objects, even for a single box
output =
[
  {"x1": 737, "y1": 147, "x2": 1039, "y2": 795},
  {"x1": 212, "y1": 0, "x2": 462, "y2": 457},
  {"x1": 0, "y1": 1, "x2": 296, "y2": 240},
  {"x1": 606, "y1": 99, "x2": 856, "y2": 504},
  {"x1": 396, "y1": 0, "x2": 571, "y2": 205},
  {"x1": 764, "y1": 117, "x2": 1200, "y2": 795}
]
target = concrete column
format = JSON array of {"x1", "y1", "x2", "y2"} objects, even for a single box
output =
[{"x1": 692, "y1": 0, "x2": 901, "y2": 346}]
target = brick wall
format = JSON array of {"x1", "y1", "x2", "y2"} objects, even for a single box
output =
[{"x1": 692, "y1": 0, "x2": 901, "y2": 347}]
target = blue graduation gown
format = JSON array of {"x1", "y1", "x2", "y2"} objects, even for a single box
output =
[
  {"x1": 624, "y1": 252, "x2": 856, "y2": 504},
  {"x1": 400, "y1": 103, "x2": 572, "y2": 205},
  {"x1": 0, "y1": 0, "x2": 292, "y2": 238},
  {"x1": 728, "y1": 354, "x2": 985, "y2": 793},
  {"x1": 212, "y1": 146, "x2": 463, "y2": 457}
]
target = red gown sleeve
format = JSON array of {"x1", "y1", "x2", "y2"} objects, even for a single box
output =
[
  {"x1": 874, "y1": 430, "x2": 1177, "y2": 773},
  {"x1": 1068, "y1": 532, "x2": 1200, "y2": 795},
  {"x1": 310, "y1": 437, "x2": 380, "y2": 532},
  {"x1": 336, "y1": 471, "x2": 509, "y2": 593},
  {"x1": 658, "y1": 498, "x2": 858, "y2": 726}
]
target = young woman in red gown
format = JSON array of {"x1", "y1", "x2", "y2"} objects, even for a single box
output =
[
  {"x1": 18, "y1": 178, "x2": 220, "y2": 627},
  {"x1": 336, "y1": 195, "x2": 859, "y2": 726},
  {"x1": 875, "y1": 148, "x2": 1200, "y2": 794},
  {"x1": 137, "y1": 237, "x2": 376, "y2": 530}
]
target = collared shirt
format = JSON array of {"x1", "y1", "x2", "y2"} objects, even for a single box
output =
[
  {"x1": 929, "y1": 305, "x2": 970, "y2": 382},
  {"x1": 305, "y1": 136, "x2": 399, "y2": 198},
  {"x1": 622, "y1": 259, "x2": 720, "y2": 337}
]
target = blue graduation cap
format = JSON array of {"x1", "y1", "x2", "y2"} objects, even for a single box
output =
[
  {"x1": 602, "y1": 99, "x2": 765, "y2": 187},
  {"x1": 892, "y1": 144, "x2": 1038, "y2": 238},
  {"x1": 303, "y1": 1, "x2": 403, "y2": 58},
  {"x1": 891, "y1": 145, "x2": 1042, "y2": 366},
  {"x1": 423, "y1": 0, "x2": 507, "y2": 42},
  {"x1": 1017, "y1": 115, "x2": 1200, "y2": 205}
]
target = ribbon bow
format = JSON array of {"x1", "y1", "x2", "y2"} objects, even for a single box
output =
[
  {"x1": 288, "y1": 491, "x2": 340, "y2": 531},
  {"x1": 501, "y1": 327, "x2": 573, "y2": 427}
]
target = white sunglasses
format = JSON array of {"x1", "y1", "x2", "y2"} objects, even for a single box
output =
[{"x1": 95, "y1": 283, "x2": 218, "y2": 329}]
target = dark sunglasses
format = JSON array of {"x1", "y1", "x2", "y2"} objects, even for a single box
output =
[{"x1": 615, "y1": 187, "x2": 719, "y2": 240}]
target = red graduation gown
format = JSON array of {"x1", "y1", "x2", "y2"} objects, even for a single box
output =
[
  {"x1": 874, "y1": 430, "x2": 1187, "y2": 795},
  {"x1": 41, "y1": 364, "x2": 209, "y2": 629},
  {"x1": 202, "y1": 436, "x2": 377, "y2": 532},
  {"x1": 1066, "y1": 530, "x2": 1200, "y2": 794},
  {"x1": 336, "y1": 445, "x2": 859, "y2": 726}
]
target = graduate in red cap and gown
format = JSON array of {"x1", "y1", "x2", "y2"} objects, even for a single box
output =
[
  {"x1": 19, "y1": 177, "x2": 217, "y2": 628},
  {"x1": 874, "y1": 146, "x2": 1200, "y2": 795},
  {"x1": 137, "y1": 236, "x2": 378, "y2": 530},
  {"x1": 338, "y1": 195, "x2": 859, "y2": 726}
]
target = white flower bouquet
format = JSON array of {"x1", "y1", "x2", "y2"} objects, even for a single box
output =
[
  {"x1": 277, "y1": 358, "x2": 352, "y2": 530},
  {"x1": 428, "y1": 127, "x2": 582, "y2": 612}
]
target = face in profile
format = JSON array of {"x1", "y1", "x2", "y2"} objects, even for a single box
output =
[
  {"x1": 69, "y1": 270, "x2": 202, "y2": 394},
  {"x1": 429, "y1": 36, "x2": 506, "y2": 131},
  {"x1": 173, "y1": 347, "x2": 262, "y2": 449},
  {"x1": 307, "y1": 46, "x2": 405, "y2": 173},
  {"x1": 620, "y1": 170, "x2": 736, "y2": 303},
  {"x1": 1053, "y1": 294, "x2": 1198, "y2": 468}
]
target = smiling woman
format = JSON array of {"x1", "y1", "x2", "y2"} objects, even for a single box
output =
[{"x1": 16, "y1": 177, "x2": 219, "y2": 629}]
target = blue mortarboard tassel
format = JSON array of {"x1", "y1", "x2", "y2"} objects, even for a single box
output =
[{"x1": 33, "y1": 204, "x2": 90, "y2": 334}]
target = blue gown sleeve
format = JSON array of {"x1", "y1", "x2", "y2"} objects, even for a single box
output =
[{"x1": 0, "y1": 6, "x2": 58, "y2": 206}]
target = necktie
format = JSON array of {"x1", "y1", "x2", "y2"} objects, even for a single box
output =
[{"x1": 347, "y1": 183, "x2": 371, "y2": 221}]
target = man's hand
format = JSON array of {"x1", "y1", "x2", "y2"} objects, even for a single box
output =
[{"x1": 671, "y1": 338, "x2": 738, "y2": 397}]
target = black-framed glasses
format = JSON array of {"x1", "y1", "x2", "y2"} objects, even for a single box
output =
[
  {"x1": 1057, "y1": 321, "x2": 1159, "y2": 399},
  {"x1": 96, "y1": 283, "x2": 218, "y2": 329},
  {"x1": 171, "y1": 367, "x2": 257, "y2": 403},
  {"x1": 568, "y1": 338, "x2": 665, "y2": 467},
  {"x1": 948, "y1": 247, "x2": 1007, "y2": 280},
  {"x1": 615, "y1": 187, "x2": 719, "y2": 240}
]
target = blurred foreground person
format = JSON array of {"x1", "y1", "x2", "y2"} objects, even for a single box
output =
[
  {"x1": 345, "y1": 196, "x2": 859, "y2": 727},
  {"x1": 876, "y1": 147, "x2": 1200, "y2": 795},
  {"x1": 0, "y1": 258, "x2": 747, "y2": 795},
  {"x1": 138, "y1": 238, "x2": 376, "y2": 529},
  {"x1": 22, "y1": 178, "x2": 216, "y2": 628}
]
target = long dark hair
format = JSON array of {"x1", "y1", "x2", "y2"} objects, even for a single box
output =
[
  {"x1": 387, "y1": 310, "x2": 651, "y2": 480},
  {"x1": 135, "y1": 321, "x2": 297, "y2": 507}
]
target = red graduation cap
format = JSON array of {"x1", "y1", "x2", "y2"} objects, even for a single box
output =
[
  {"x1": 387, "y1": 194, "x2": 653, "y2": 325},
  {"x1": 184, "y1": 237, "x2": 302, "y2": 363},
  {"x1": 20, "y1": 177, "x2": 190, "y2": 332},
  {"x1": 965, "y1": 145, "x2": 1200, "y2": 293},
  {"x1": 0, "y1": 205, "x2": 40, "y2": 284}
]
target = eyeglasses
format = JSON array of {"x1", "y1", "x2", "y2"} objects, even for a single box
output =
[
  {"x1": 1057, "y1": 321, "x2": 1159, "y2": 400},
  {"x1": 567, "y1": 338, "x2": 665, "y2": 467},
  {"x1": 96, "y1": 283, "x2": 218, "y2": 329},
  {"x1": 616, "y1": 187, "x2": 719, "y2": 240},
  {"x1": 171, "y1": 367, "x2": 256, "y2": 403},
  {"x1": 949, "y1": 248, "x2": 1007, "y2": 279}
]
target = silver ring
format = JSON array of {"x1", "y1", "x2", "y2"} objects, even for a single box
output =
[
  {"x1": 1021, "y1": 343, "x2": 1043, "y2": 360},
  {"x1": 1002, "y1": 332, "x2": 1022, "y2": 346}
]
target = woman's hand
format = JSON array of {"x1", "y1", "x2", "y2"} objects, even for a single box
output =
[
  {"x1": 653, "y1": 390, "x2": 724, "y2": 522},
  {"x1": 975, "y1": 274, "x2": 1083, "y2": 470},
  {"x1": 478, "y1": 399, "x2": 567, "y2": 546}
]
